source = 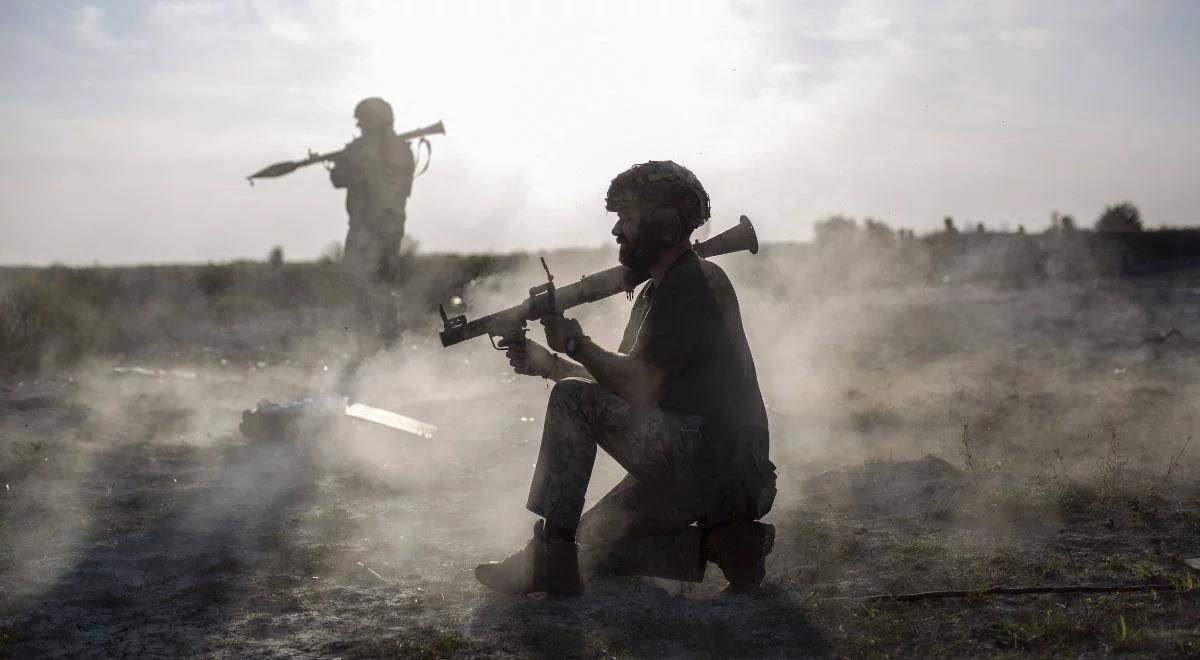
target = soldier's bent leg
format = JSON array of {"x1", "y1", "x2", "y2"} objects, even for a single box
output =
[
  {"x1": 527, "y1": 378, "x2": 704, "y2": 564},
  {"x1": 525, "y1": 378, "x2": 602, "y2": 529},
  {"x1": 577, "y1": 475, "x2": 707, "y2": 582}
]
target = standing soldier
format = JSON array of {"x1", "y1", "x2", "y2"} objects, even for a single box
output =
[{"x1": 329, "y1": 97, "x2": 416, "y2": 358}]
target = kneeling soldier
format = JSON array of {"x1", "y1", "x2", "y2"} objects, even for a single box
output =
[{"x1": 476, "y1": 161, "x2": 777, "y2": 595}]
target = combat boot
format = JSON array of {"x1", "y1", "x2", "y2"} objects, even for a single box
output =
[
  {"x1": 475, "y1": 520, "x2": 583, "y2": 596},
  {"x1": 702, "y1": 520, "x2": 775, "y2": 593}
]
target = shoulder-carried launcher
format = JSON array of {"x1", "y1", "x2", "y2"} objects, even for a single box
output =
[
  {"x1": 438, "y1": 215, "x2": 759, "y2": 349},
  {"x1": 246, "y1": 120, "x2": 446, "y2": 184}
]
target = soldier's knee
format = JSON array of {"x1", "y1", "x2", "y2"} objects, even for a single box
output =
[{"x1": 549, "y1": 377, "x2": 596, "y2": 406}]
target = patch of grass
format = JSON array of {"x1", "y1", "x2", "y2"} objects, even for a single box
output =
[
  {"x1": 0, "y1": 274, "x2": 101, "y2": 372},
  {"x1": 1111, "y1": 614, "x2": 1142, "y2": 649},
  {"x1": 1102, "y1": 552, "x2": 1128, "y2": 573},
  {"x1": 959, "y1": 422, "x2": 983, "y2": 483},
  {"x1": 1161, "y1": 435, "x2": 1192, "y2": 495},
  {"x1": 1133, "y1": 560, "x2": 1164, "y2": 582},
  {"x1": 1171, "y1": 573, "x2": 1200, "y2": 594},
  {"x1": 1096, "y1": 426, "x2": 1130, "y2": 499},
  {"x1": 957, "y1": 421, "x2": 1008, "y2": 484},
  {"x1": 1003, "y1": 600, "x2": 1161, "y2": 657},
  {"x1": 1054, "y1": 479, "x2": 1099, "y2": 519},
  {"x1": 1000, "y1": 602, "x2": 1115, "y2": 654},
  {"x1": 1039, "y1": 429, "x2": 1172, "y2": 531},
  {"x1": 1035, "y1": 554, "x2": 1064, "y2": 579}
]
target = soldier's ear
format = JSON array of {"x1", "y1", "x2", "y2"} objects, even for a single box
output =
[{"x1": 651, "y1": 208, "x2": 683, "y2": 244}]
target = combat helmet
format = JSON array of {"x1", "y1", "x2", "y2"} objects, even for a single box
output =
[
  {"x1": 605, "y1": 160, "x2": 711, "y2": 229},
  {"x1": 354, "y1": 97, "x2": 394, "y2": 129}
]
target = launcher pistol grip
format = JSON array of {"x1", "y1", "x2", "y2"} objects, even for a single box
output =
[{"x1": 492, "y1": 327, "x2": 528, "y2": 351}]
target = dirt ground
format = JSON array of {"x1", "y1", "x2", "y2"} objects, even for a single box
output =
[{"x1": 2, "y1": 264, "x2": 1200, "y2": 658}]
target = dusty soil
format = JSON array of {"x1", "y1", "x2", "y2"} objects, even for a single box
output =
[{"x1": 3, "y1": 269, "x2": 1200, "y2": 658}]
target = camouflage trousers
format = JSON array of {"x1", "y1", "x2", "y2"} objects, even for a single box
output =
[
  {"x1": 342, "y1": 221, "x2": 403, "y2": 352},
  {"x1": 527, "y1": 378, "x2": 711, "y2": 582}
]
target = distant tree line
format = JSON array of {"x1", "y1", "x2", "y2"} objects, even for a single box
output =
[{"x1": 804, "y1": 201, "x2": 1194, "y2": 289}]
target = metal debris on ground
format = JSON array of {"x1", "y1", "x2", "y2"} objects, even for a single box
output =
[
  {"x1": 240, "y1": 397, "x2": 437, "y2": 441},
  {"x1": 1185, "y1": 558, "x2": 1200, "y2": 571},
  {"x1": 357, "y1": 561, "x2": 389, "y2": 584},
  {"x1": 344, "y1": 402, "x2": 437, "y2": 439}
]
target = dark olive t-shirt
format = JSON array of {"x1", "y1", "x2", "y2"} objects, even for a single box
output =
[{"x1": 618, "y1": 251, "x2": 775, "y2": 520}]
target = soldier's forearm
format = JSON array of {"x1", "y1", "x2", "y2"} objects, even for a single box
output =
[
  {"x1": 549, "y1": 355, "x2": 591, "y2": 382},
  {"x1": 570, "y1": 338, "x2": 663, "y2": 407}
]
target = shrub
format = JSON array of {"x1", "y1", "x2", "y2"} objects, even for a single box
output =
[
  {"x1": 1095, "y1": 202, "x2": 1143, "y2": 233},
  {"x1": 0, "y1": 277, "x2": 100, "y2": 372}
]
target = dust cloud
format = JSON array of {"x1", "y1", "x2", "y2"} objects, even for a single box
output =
[{"x1": 2, "y1": 226, "x2": 1199, "y2": 655}]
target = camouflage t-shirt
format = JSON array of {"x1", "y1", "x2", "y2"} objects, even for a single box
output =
[{"x1": 618, "y1": 250, "x2": 775, "y2": 520}]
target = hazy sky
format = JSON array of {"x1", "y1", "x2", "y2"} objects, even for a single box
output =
[{"x1": 2, "y1": 0, "x2": 1198, "y2": 265}]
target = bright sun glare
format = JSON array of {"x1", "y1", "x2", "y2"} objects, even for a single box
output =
[{"x1": 345, "y1": 2, "x2": 763, "y2": 205}]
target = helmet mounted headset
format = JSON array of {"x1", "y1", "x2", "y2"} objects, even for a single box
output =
[{"x1": 605, "y1": 161, "x2": 711, "y2": 247}]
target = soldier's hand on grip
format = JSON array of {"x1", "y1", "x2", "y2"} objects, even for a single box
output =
[
  {"x1": 506, "y1": 340, "x2": 556, "y2": 378},
  {"x1": 541, "y1": 316, "x2": 583, "y2": 354}
]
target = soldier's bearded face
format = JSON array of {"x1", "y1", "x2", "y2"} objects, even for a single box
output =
[{"x1": 612, "y1": 207, "x2": 660, "y2": 270}]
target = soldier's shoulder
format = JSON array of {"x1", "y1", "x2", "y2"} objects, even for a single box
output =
[
  {"x1": 694, "y1": 257, "x2": 743, "y2": 311},
  {"x1": 389, "y1": 136, "x2": 416, "y2": 161},
  {"x1": 696, "y1": 254, "x2": 728, "y2": 275},
  {"x1": 659, "y1": 253, "x2": 736, "y2": 308},
  {"x1": 696, "y1": 255, "x2": 734, "y2": 287},
  {"x1": 666, "y1": 252, "x2": 731, "y2": 285}
]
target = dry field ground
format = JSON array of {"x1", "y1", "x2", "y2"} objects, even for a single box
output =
[{"x1": 2, "y1": 250, "x2": 1199, "y2": 658}]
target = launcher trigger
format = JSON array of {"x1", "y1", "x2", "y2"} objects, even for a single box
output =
[{"x1": 492, "y1": 328, "x2": 528, "y2": 351}]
